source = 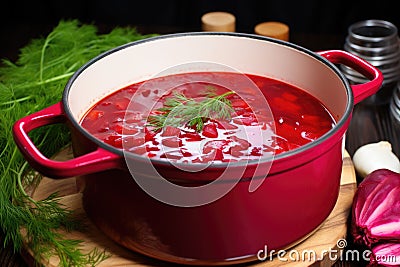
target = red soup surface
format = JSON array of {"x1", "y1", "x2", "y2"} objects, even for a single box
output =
[{"x1": 81, "y1": 72, "x2": 335, "y2": 163}]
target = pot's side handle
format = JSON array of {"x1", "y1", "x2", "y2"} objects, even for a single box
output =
[
  {"x1": 318, "y1": 50, "x2": 383, "y2": 104},
  {"x1": 12, "y1": 102, "x2": 122, "y2": 179}
]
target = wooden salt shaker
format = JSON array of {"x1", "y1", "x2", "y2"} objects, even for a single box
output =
[
  {"x1": 254, "y1": 21, "x2": 289, "y2": 41},
  {"x1": 201, "y1": 12, "x2": 236, "y2": 32}
]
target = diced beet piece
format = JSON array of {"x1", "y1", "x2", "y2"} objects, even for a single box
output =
[
  {"x1": 202, "y1": 123, "x2": 218, "y2": 138},
  {"x1": 180, "y1": 149, "x2": 193, "y2": 157},
  {"x1": 233, "y1": 114, "x2": 258, "y2": 126},
  {"x1": 250, "y1": 147, "x2": 262, "y2": 156},
  {"x1": 145, "y1": 145, "x2": 160, "y2": 152},
  {"x1": 180, "y1": 131, "x2": 203, "y2": 141},
  {"x1": 229, "y1": 136, "x2": 251, "y2": 150},
  {"x1": 147, "y1": 152, "x2": 157, "y2": 158},
  {"x1": 160, "y1": 152, "x2": 183, "y2": 160},
  {"x1": 144, "y1": 128, "x2": 157, "y2": 142},
  {"x1": 123, "y1": 126, "x2": 139, "y2": 135},
  {"x1": 229, "y1": 146, "x2": 244, "y2": 157},
  {"x1": 215, "y1": 120, "x2": 238, "y2": 130},
  {"x1": 162, "y1": 137, "x2": 182, "y2": 148},
  {"x1": 161, "y1": 126, "x2": 181, "y2": 137}
]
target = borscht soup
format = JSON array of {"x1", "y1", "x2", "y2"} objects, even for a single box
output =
[{"x1": 80, "y1": 72, "x2": 335, "y2": 163}]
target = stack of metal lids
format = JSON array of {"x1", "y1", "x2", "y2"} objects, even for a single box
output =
[{"x1": 341, "y1": 20, "x2": 400, "y2": 87}]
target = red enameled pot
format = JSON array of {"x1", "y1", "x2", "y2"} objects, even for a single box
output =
[{"x1": 13, "y1": 33, "x2": 382, "y2": 265}]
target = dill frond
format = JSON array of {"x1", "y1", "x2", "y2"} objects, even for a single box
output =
[
  {"x1": 0, "y1": 19, "x2": 155, "y2": 266},
  {"x1": 148, "y1": 90, "x2": 235, "y2": 131}
]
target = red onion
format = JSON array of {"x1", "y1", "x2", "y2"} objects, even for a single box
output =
[{"x1": 351, "y1": 169, "x2": 400, "y2": 266}]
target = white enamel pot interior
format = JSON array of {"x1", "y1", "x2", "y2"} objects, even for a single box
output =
[{"x1": 65, "y1": 32, "x2": 350, "y2": 163}]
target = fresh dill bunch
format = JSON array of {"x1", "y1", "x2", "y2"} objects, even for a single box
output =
[
  {"x1": 0, "y1": 20, "x2": 156, "y2": 266},
  {"x1": 148, "y1": 90, "x2": 235, "y2": 132}
]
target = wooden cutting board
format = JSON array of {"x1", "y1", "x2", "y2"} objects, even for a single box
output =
[{"x1": 23, "y1": 147, "x2": 357, "y2": 267}]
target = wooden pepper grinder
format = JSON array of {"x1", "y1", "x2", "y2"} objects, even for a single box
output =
[
  {"x1": 254, "y1": 21, "x2": 289, "y2": 41},
  {"x1": 201, "y1": 12, "x2": 236, "y2": 32}
]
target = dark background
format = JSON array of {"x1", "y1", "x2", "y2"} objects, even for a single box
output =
[
  {"x1": 1, "y1": 0, "x2": 400, "y2": 61},
  {"x1": 0, "y1": 2, "x2": 397, "y2": 266}
]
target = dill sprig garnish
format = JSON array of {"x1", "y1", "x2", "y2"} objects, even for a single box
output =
[
  {"x1": 0, "y1": 20, "x2": 156, "y2": 266},
  {"x1": 147, "y1": 89, "x2": 235, "y2": 132}
]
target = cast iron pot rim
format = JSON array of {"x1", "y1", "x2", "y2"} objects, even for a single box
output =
[{"x1": 63, "y1": 31, "x2": 352, "y2": 168}]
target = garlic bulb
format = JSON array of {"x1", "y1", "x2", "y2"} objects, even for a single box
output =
[{"x1": 352, "y1": 141, "x2": 400, "y2": 178}]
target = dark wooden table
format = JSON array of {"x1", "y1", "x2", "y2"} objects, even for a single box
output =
[{"x1": 1, "y1": 27, "x2": 395, "y2": 267}]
